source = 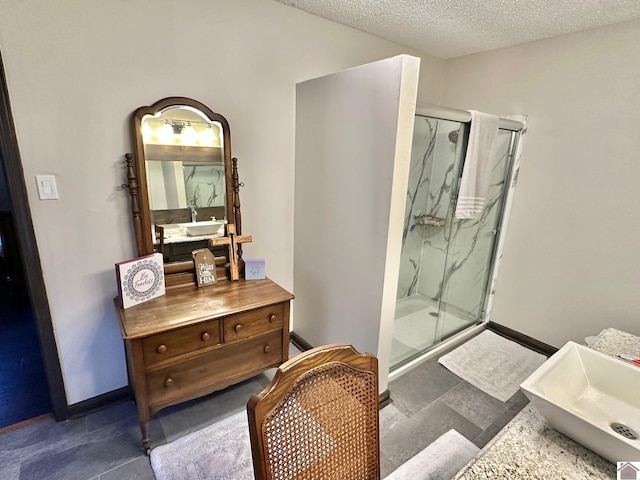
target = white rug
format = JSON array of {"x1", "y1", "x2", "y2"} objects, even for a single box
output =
[
  {"x1": 384, "y1": 429, "x2": 480, "y2": 480},
  {"x1": 438, "y1": 330, "x2": 547, "y2": 402},
  {"x1": 151, "y1": 411, "x2": 477, "y2": 480},
  {"x1": 150, "y1": 410, "x2": 254, "y2": 480}
]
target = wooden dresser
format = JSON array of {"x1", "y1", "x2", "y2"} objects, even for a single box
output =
[{"x1": 115, "y1": 278, "x2": 293, "y2": 453}]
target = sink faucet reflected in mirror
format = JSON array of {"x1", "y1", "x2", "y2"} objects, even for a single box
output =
[{"x1": 190, "y1": 205, "x2": 198, "y2": 223}]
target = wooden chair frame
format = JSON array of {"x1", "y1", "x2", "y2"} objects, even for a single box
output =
[{"x1": 247, "y1": 344, "x2": 380, "y2": 480}]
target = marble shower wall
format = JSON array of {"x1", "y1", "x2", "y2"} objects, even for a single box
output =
[
  {"x1": 397, "y1": 116, "x2": 514, "y2": 322},
  {"x1": 146, "y1": 163, "x2": 226, "y2": 211},
  {"x1": 397, "y1": 116, "x2": 461, "y2": 299},
  {"x1": 184, "y1": 164, "x2": 226, "y2": 208},
  {"x1": 428, "y1": 130, "x2": 513, "y2": 320}
]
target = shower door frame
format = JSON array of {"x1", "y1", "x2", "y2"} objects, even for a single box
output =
[
  {"x1": 416, "y1": 103, "x2": 525, "y2": 133},
  {"x1": 416, "y1": 103, "x2": 527, "y2": 328},
  {"x1": 391, "y1": 104, "x2": 527, "y2": 371},
  {"x1": 434, "y1": 126, "x2": 520, "y2": 343}
]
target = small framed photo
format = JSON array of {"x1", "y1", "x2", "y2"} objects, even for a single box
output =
[
  {"x1": 244, "y1": 258, "x2": 265, "y2": 280},
  {"x1": 115, "y1": 253, "x2": 165, "y2": 309}
]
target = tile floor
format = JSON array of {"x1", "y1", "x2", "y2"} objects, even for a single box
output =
[
  {"x1": 379, "y1": 353, "x2": 529, "y2": 477},
  {"x1": 0, "y1": 337, "x2": 532, "y2": 480}
]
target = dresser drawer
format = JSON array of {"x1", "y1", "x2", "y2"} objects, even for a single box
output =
[
  {"x1": 142, "y1": 320, "x2": 220, "y2": 365},
  {"x1": 147, "y1": 331, "x2": 282, "y2": 408},
  {"x1": 224, "y1": 304, "x2": 285, "y2": 343}
]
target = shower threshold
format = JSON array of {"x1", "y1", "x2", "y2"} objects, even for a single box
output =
[
  {"x1": 389, "y1": 322, "x2": 485, "y2": 382},
  {"x1": 390, "y1": 294, "x2": 480, "y2": 371}
]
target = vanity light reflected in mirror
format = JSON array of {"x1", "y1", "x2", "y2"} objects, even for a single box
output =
[{"x1": 141, "y1": 116, "x2": 222, "y2": 147}]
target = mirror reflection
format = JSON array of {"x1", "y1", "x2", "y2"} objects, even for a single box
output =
[
  {"x1": 142, "y1": 108, "x2": 227, "y2": 257},
  {"x1": 131, "y1": 99, "x2": 235, "y2": 266},
  {"x1": 142, "y1": 108, "x2": 225, "y2": 211}
]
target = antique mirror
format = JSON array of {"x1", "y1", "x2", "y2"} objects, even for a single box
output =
[{"x1": 125, "y1": 97, "x2": 241, "y2": 287}]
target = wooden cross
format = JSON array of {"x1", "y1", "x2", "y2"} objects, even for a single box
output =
[{"x1": 209, "y1": 224, "x2": 252, "y2": 281}]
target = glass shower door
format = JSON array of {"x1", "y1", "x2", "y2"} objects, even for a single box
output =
[
  {"x1": 391, "y1": 116, "x2": 465, "y2": 367},
  {"x1": 391, "y1": 115, "x2": 519, "y2": 371},
  {"x1": 434, "y1": 129, "x2": 515, "y2": 341}
]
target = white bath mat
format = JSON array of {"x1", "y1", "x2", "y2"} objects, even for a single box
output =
[
  {"x1": 438, "y1": 330, "x2": 546, "y2": 402},
  {"x1": 384, "y1": 429, "x2": 479, "y2": 480},
  {"x1": 150, "y1": 410, "x2": 254, "y2": 480}
]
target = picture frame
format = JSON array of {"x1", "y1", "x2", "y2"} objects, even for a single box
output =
[{"x1": 115, "y1": 253, "x2": 165, "y2": 309}]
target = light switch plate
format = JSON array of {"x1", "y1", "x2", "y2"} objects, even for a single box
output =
[{"x1": 36, "y1": 175, "x2": 59, "y2": 200}]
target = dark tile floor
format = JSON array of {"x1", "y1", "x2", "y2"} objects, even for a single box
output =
[
  {"x1": 379, "y1": 348, "x2": 530, "y2": 477},
  {"x1": 0, "y1": 338, "x2": 532, "y2": 480}
]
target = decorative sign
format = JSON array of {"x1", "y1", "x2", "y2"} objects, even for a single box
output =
[
  {"x1": 193, "y1": 248, "x2": 217, "y2": 287},
  {"x1": 115, "y1": 253, "x2": 165, "y2": 309},
  {"x1": 245, "y1": 258, "x2": 265, "y2": 280}
]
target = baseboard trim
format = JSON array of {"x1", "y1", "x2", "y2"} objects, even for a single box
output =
[
  {"x1": 0, "y1": 413, "x2": 52, "y2": 436},
  {"x1": 379, "y1": 389, "x2": 391, "y2": 409},
  {"x1": 486, "y1": 321, "x2": 557, "y2": 357},
  {"x1": 67, "y1": 386, "x2": 132, "y2": 419},
  {"x1": 290, "y1": 331, "x2": 313, "y2": 352}
]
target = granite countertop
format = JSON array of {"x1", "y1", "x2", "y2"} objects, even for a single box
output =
[
  {"x1": 588, "y1": 327, "x2": 640, "y2": 358},
  {"x1": 453, "y1": 327, "x2": 640, "y2": 480}
]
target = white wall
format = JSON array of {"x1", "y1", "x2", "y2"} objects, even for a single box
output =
[
  {"x1": 0, "y1": 0, "x2": 444, "y2": 403},
  {"x1": 441, "y1": 19, "x2": 640, "y2": 347},
  {"x1": 294, "y1": 55, "x2": 420, "y2": 394}
]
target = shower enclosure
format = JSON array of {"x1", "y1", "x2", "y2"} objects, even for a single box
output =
[{"x1": 391, "y1": 107, "x2": 524, "y2": 369}]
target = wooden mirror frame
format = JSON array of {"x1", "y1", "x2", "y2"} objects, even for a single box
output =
[{"x1": 125, "y1": 97, "x2": 242, "y2": 288}]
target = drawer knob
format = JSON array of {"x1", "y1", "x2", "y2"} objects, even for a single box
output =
[
  {"x1": 234, "y1": 324, "x2": 244, "y2": 332},
  {"x1": 268, "y1": 314, "x2": 277, "y2": 323},
  {"x1": 201, "y1": 332, "x2": 210, "y2": 341},
  {"x1": 165, "y1": 378, "x2": 174, "y2": 388},
  {"x1": 264, "y1": 345, "x2": 271, "y2": 353},
  {"x1": 156, "y1": 344, "x2": 167, "y2": 354}
]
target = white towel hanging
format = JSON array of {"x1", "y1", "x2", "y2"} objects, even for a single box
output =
[{"x1": 455, "y1": 110, "x2": 500, "y2": 219}]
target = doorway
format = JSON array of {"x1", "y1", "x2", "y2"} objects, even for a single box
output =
[
  {"x1": 0, "y1": 50, "x2": 67, "y2": 427},
  {"x1": 0, "y1": 209, "x2": 51, "y2": 427}
]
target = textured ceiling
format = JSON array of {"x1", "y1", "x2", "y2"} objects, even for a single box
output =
[{"x1": 274, "y1": 0, "x2": 640, "y2": 58}]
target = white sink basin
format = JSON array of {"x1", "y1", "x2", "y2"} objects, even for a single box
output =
[
  {"x1": 520, "y1": 341, "x2": 640, "y2": 463},
  {"x1": 178, "y1": 221, "x2": 224, "y2": 236}
]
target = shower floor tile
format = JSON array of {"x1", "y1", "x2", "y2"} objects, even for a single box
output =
[
  {"x1": 392, "y1": 309, "x2": 438, "y2": 350},
  {"x1": 390, "y1": 338, "x2": 415, "y2": 366},
  {"x1": 391, "y1": 295, "x2": 476, "y2": 369}
]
